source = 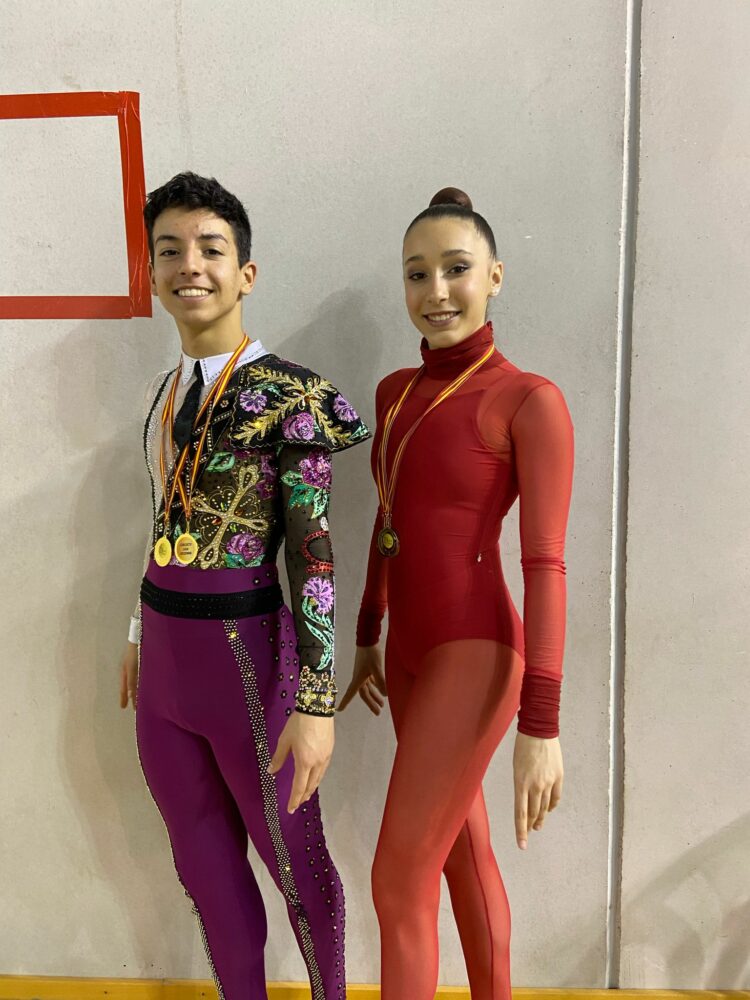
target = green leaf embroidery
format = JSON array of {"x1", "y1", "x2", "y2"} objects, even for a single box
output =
[
  {"x1": 224, "y1": 552, "x2": 247, "y2": 568},
  {"x1": 207, "y1": 452, "x2": 236, "y2": 473},
  {"x1": 288, "y1": 483, "x2": 317, "y2": 509}
]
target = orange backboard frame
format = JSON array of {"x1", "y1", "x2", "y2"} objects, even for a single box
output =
[{"x1": 0, "y1": 91, "x2": 151, "y2": 320}]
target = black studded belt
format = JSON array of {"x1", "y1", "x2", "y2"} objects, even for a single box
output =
[{"x1": 140, "y1": 577, "x2": 284, "y2": 620}]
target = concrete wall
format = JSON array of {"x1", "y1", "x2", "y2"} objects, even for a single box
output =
[{"x1": 0, "y1": 0, "x2": 745, "y2": 990}]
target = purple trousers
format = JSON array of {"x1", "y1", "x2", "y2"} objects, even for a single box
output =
[{"x1": 136, "y1": 561, "x2": 345, "y2": 1000}]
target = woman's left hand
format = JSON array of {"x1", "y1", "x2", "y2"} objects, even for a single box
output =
[{"x1": 512, "y1": 732, "x2": 563, "y2": 850}]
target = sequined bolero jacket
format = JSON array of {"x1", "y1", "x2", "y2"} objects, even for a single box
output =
[{"x1": 140, "y1": 354, "x2": 370, "y2": 716}]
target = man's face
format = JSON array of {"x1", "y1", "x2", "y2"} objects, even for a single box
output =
[{"x1": 149, "y1": 207, "x2": 256, "y2": 332}]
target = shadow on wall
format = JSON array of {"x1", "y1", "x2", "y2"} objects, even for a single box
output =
[
  {"x1": 543, "y1": 812, "x2": 750, "y2": 990},
  {"x1": 618, "y1": 812, "x2": 750, "y2": 989},
  {"x1": 54, "y1": 317, "x2": 197, "y2": 976}
]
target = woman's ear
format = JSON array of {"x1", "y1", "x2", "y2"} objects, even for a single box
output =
[{"x1": 489, "y1": 260, "x2": 504, "y2": 297}]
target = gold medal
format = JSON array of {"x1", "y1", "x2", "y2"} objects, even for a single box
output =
[
  {"x1": 375, "y1": 342, "x2": 495, "y2": 559},
  {"x1": 155, "y1": 334, "x2": 250, "y2": 571},
  {"x1": 154, "y1": 535, "x2": 172, "y2": 567},
  {"x1": 174, "y1": 532, "x2": 199, "y2": 566},
  {"x1": 377, "y1": 526, "x2": 400, "y2": 557}
]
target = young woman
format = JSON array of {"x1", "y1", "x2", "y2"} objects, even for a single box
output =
[{"x1": 339, "y1": 188, "x2": 574, "y2": 1000}]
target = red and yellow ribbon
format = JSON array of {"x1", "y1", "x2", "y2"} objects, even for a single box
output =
[
  {"x1": 158, "y1": 333, "x2": 249, "y2": 535},
  {"x1": 376, "y1": 342, "x2": 495, "y2": 528}
]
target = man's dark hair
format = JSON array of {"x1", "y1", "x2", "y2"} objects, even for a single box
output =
[{"x1": 143, "y1": 172, "x2": 252, "y2": 265}]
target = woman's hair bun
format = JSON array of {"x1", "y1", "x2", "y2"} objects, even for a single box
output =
[{"x1": 429, "y1": 187, "x2": 473, "y2": 211}]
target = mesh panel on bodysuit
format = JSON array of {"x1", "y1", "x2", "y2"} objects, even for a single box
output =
[{"x1": 357, "y1": 348, "x2": 574, "y2": 737}]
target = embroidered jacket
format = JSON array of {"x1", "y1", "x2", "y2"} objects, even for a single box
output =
[{"x1": 142, "y1": 353, "x2": 370, "y2": 716}]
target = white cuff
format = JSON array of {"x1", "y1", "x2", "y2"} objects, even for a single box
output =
[{"x1": 128, "y1": 616, "x2": 141, "y2": 645}]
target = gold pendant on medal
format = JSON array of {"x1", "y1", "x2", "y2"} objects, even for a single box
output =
[
  {"x1": 377, "y1": 526, "x2": 400, "y2": 557},
  {"x1": 174, "y1": 533, "x2": 199, "y2": 565},
  {"x1": 154, "y1": 536, "x2": 172, "y2": 567}
]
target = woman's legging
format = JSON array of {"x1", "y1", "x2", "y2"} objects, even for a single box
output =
[{"x1": 372, "y1": 634, "x2": 523, "y2": 1000}]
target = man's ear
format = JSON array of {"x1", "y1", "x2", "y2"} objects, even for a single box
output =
[
  {"x1": 149, "y1": 260, "x2": 157, "y2": 294},
  {"x1": 240, "y1": 260, "x2": 258, "y2": 296}
]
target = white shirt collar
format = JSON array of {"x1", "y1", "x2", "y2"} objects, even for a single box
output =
[{"x1": 180, "y1": 338, "x2": 268, "y2": 386}]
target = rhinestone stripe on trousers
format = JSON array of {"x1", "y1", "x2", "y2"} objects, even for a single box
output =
[{"x1": 223, "y1": 619, "x2": 340, "y2": 1000}]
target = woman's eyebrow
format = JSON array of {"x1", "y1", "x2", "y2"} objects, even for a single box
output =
[{"x1": 404, "y1": 248, "x2": 474, "y2": 265}]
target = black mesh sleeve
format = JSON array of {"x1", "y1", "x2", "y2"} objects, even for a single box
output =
[{"x1": 279, "y1": 444, "x2": 337, "y2": 716}]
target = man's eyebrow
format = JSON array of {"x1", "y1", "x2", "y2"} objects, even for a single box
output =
[
  {"x1": 403, "y1": 249, "x2": 474, "y2": 265},
  {"x1": 154, "y1": 232, "x2": 229, "y2": 245}
]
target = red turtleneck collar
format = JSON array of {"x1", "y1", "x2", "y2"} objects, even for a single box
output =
[{"x1": 420, "y1": 321, "x2": 499, "y2": 379}]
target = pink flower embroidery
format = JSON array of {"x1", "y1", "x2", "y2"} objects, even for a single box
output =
[{"x1": 302, "y1": 576, "x2": 334, "y2": 614}]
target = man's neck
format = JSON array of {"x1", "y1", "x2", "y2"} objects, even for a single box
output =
[{"x1": 176, "y1": 314, "x2": 250, "y2": 359}]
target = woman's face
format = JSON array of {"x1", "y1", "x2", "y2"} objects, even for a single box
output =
[{"x1": 402, "y1": 216, "x2": 503, "y2": 348}]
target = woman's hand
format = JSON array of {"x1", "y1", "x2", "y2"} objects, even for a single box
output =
[
  {"x1": 337, "y1": 645, "x2": 387, "y2": 715},
  {"x1": 119, "y1": 642, "x2": 139, "y2": 710},
  {"x1": 268, "y1": 712, "x2": 335, "y2": 813},
  {"x1": 512, "y1": 732, "x2": 563, "y2": 849}
]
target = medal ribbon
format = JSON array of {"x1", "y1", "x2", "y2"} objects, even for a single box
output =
[
  {"x1": 158, "y1": 334, "x2": 249, "y2": 534},
  {"x1": 376, "y1": 342, "x2": 495, "y2": 525}
]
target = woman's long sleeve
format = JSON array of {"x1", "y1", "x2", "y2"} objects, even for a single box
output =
[
  {"x1": 355, "y1": 378, "x2": 390, "y2": 646},
  {"x1": 511, "y1": 382, "x2": 574, "y2": 738},
  {"x1": 355, "y1": 507, "x2": 389, "y2": 646}
]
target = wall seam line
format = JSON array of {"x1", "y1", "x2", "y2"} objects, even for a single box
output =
[{"x1": 607, "y1": 0, "x2": 643, "y2": 987}]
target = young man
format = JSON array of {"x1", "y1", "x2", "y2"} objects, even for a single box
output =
[{"x1": 118, "y1": 172, "x2": 368, "y2": 1000}]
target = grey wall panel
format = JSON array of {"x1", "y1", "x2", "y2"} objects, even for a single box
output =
[
  {"x1": 0, "y1": 0, "x2": 624, "y2": 985},
  {"x1": 623, "y1": 2, "x2": 750, "y2": 988}
]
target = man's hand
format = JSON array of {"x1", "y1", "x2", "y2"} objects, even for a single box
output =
[
  {"x1": 337, "y1": 645, "x2": 387, "y2": 715},
  {"x1": 513, "y1": 732, "x2": 563, "y2": 850},
  {"x1": 119, "y1": 642, "x2": 139, "y2": 710},
  {"x1": 268, "y1": 712, "x2": 335, "y2": 814}
]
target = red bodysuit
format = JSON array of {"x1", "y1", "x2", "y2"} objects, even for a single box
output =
[{"x1": 357, "y1": 322, "x2": 574, "y2": 1000}]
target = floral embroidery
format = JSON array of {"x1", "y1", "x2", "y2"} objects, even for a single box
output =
[
  {"x1": 239, "y1": 389, "x2": 267, "y2": 414},
  {"x1": 257, "y1": 453, "x2": 277, "y2": 500},
  {"x1": 301, "y1": 576, "x2": 335, "y2": 673},
  {"x1": 281, "y1": 449, "x2": 332, "y2": 518},
  {"x1": 302, "y1": 576, "x2": 334, "y2": 614},
  {"x1": 333, "y1": 393, "x2": 359, "y2": 422},
  {"x1": 299, "y1": 451, "x2": 332, "y2": 489},
  {"x1": 231, "y1": 359, "x2": 369, "y2": 452},
  {"x1": 189, "y1": 464, "x2": 268, "y2": 569},
  {"x1": 225, "y1": 532, "x2": 265, "y2": 567},
  {"x1": 283, "y1": 411, "x2": 316, "y2": 441}
]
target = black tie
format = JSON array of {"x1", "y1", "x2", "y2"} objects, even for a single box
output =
[{"x1": 173, "y1": 361, "x2": 204, "y2": 452}]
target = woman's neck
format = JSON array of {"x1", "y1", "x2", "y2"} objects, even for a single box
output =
[{"x1": 420, "y1": 321, "x2": 496, "y2": 379}]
